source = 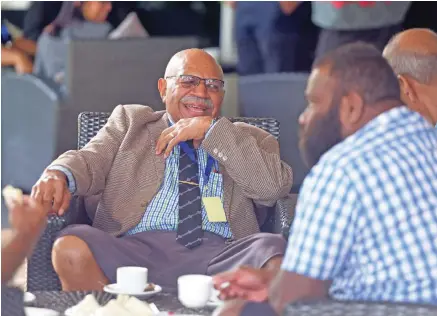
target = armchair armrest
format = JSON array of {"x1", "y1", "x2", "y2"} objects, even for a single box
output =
[
  {"x1": 275, "y1": 194, "x2": 296, "y2": 239},
  {"x1": 27, "y1": 196, "x2": 90, "y2": 291},
  {"x1": 259, "y1": 194, "x2": 296, "y2": 238}
]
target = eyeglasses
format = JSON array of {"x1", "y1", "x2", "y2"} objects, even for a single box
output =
[{"x1": 165, "y1": 75, "x2": 225, "y2": 93}]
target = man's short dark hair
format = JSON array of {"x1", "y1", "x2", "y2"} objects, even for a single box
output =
[{"x1": 313, "y1": 42, "x2": 401, "y2": 105}]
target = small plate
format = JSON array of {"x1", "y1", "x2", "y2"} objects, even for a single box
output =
[
  {"x1": 24, "y1": 292, "x2": 36, "y2": 303},
  {"x1": 64, "y1": 300, "x2": 162, "y2": 316},
  {"x1": 103, "y1": 283, "x2": 162, "y2": 298},
  {"x1": 24, "y1": 307, "x2": 59, "y2": 316}
]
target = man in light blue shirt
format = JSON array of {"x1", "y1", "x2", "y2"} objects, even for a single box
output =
[
  {"x1": 213, "y1": 42, "x2": 437, "y2": 316},
  {"x1": 383, "y1": 28, "x2": 437, "y2": 128}
]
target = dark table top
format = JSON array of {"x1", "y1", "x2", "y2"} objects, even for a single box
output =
[
  {"x1": 29, "y1": 290, "x2": 216, "y2": 315},
  {"x1": 21, "y1": 290, "x2": 437, "y2": 316}
]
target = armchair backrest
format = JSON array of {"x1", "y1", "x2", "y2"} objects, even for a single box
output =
[
  {"x1": 78, "y1": 111, "x2": 279, "y2": 149},
  {"x1": 239, "y1": 72, "x2": 310, "y2": 192}
]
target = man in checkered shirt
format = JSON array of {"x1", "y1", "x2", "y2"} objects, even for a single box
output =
[{"x1": 213, "y1": 42, "x2": 437, "y2": 316}]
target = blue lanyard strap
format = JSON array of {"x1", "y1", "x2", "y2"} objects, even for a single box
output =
[{"x1": 180, "y1": 141, "x2": 215, "y2": 184}]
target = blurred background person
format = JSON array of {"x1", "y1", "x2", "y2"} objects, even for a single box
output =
[
  {"x1": 228, "y1": 1, "x2": 318, "y2": 75},
  {"x1": 22, "y1": 1, "x2": 137, "y2": 42},
  {"x1": 313, "y1": 1, "x2": 411, "y2": 58},
  {"x1": 33, "y1": 1, "x2": 113, "y2": 82},
  {"x1": 383, "y1": 28, "x2": 437, "y2": 127},
  {"x1": 1, "y1": 23, "x2": 35, "y2": 74}
]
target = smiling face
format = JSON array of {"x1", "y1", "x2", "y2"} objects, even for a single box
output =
[{"x1": 158, "y1": 49, "x2": 225, "y2": 122}]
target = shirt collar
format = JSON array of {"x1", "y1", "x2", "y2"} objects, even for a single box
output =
[{"x1": 167, "y1": 113, "x2": 175, "y2": 126}]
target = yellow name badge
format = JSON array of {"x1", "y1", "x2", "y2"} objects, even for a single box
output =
[{"x1": 202, "y1": 197, "x2": 227, "y2": 222}]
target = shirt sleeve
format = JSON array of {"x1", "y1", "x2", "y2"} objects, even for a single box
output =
[
  {"x1": 204, "y1": 118, "x2": 217, "y2": 139},
  {"x1": 281, "y1": 162, "x2": 360, "y2": 280},
  {"x1": 46, "y1": 165, "x2": 76, "y2": 194}
]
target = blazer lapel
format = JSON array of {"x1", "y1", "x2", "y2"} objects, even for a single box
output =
[{"x1": 148, "y1": 112, "x2": 169, "y2": 185}]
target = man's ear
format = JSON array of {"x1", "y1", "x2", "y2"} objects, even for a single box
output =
[
  {"x1": 339, "y1": 91, "x2": 365, "y2": 126},
  {"x1": 398, "y1": 74, "x2": 418, "y2": 104},
  {"x1": 158, "y1": 78, "x2": 167, "y2": 102}
]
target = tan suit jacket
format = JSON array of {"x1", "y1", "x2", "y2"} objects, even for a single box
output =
[{"x1": 49, "y1": 104, "x2": 293, "y2": 240}]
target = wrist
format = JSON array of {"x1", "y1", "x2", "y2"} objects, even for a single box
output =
[
  {"x1": 11, "y1": 227, "x2": 43, "y2": 248},
  {"x1": 45, "y1": 169, "x2": 67, "y2": 182}
]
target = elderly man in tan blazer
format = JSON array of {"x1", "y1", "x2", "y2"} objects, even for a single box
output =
[{"x1": 31, "y1": 48, "x2": 293, "y2": 291}]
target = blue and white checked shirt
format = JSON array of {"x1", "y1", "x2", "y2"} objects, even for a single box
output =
[{"x1": 282, "y1": 107, "x2": 437, "y2": 305}]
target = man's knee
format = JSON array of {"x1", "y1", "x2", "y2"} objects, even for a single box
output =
[
  {"x1": 52, "y1": 235, "x2": 94, "y2": 276},
  {"x1": 255, "y1": 233, "x2": 287, "y2": 252}
]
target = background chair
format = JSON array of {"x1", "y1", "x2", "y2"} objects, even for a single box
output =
[
  {"x1": 239, "y1": 72, "x2": 310, "y2": 193},
  {"x1": 27, "y1": 111, "x2": 295, "y2": 291}
]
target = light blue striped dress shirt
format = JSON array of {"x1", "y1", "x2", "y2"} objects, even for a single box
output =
[{"x1": 125, "y1": 143, "x2": 231, "y2": 238}]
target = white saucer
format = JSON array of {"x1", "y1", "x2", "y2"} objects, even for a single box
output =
[
  {"x1": 24, "y1": 307, "x2": 59, "y2": 316},
  {"x1": 103, "y1": 283, "x2": 162, "y2": 298},
  {"x1": 24, "y1": 292, "x2": 36, "y2": 303}
]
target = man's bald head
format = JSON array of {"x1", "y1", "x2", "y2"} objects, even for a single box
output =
[
  {"x1": 158, "y1": 48, "x2": 225, "y2": 123},
  {"x1": 164, "y1": 48, "x2": 224, "y2": 79},
  {"x1": 383, "y1": 28, "x2": 437, "y2": 84},
  {"x1": 383, "y1": 28, "x2": 437, "y2": 125}
]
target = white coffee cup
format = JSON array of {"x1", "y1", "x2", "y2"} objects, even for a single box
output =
[
  {"x1": 178, "y1": 274, "x2": 213, "y2": 308},
  {"x1": 116, "y1": 266, "x2": 148, "y2": 293}
]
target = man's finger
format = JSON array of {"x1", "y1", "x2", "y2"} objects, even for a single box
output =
[
  {"x1": 32, "y1": 187, "x2": 44, "y2": 205},
  {"x1": 52, "y1": 183, "x2": 64, "y2": 212},
  {"x1": 158, "y1": 131, "x2": 178, "y2": 156},
  {"x1": 219, "y1": 284, "x2": 246, "y2": 301},
  {"x1": 30, "y1": 185, "x2": 37, "y2": 199},
  {"x1": 4, "y1": 195, "x2": 20, "y2": 211},
  {"x1": 42, "y1": 183, "x2": 55, "y2": 204},
  {"x1": 213, "y1": 270, "x2": 239, "y2": 288},
  {"x1": 164, "y1": 134, "x2": 184, "y2": 158},
  {"x1": 156, "y1": 126, "x2": 176, "y2": 154},
  {"x1": 58, "y1": 192, "x2": 71, "y2": 216}
]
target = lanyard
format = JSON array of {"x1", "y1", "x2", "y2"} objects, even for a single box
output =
[{"x1": 179, "y1": 141, "x2": 215, "y2": 185}]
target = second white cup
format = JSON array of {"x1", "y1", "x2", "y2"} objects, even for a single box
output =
[
  {"x1": 116, "y1": 266, "x2": 148, "y2": 293},
  {"x1": 178, "y1": 274, "x2": 213, "y2": 308}
]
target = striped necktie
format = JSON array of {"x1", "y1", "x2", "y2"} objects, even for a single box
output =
[{"x1": 176, "y1": 141, "x2": 203, "y2": 248}]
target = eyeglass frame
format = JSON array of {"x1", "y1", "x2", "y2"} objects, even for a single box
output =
[{"x1": 165, "y1": 74, "x2": 225, "y2": 93}]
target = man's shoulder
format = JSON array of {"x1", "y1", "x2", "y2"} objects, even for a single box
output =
[
  {"x1": 113, "y1": 104, "x2": 166, "y2": 124},
  {"x1": 231, "y1": 120, "x2": 273, "y2": 138}
]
